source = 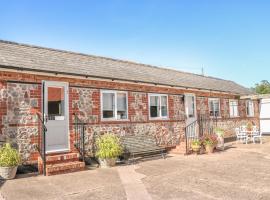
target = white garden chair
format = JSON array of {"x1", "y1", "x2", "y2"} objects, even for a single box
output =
[
  {"x1": 251, "y1": 126, "x2": 263, "y2": 144},
  {"x1": 235, "y1": 127, "x2": 249, "y2": 144}
]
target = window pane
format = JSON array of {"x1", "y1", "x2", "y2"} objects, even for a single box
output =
[
  {"x1": 186, "y1": 96, "x2": 195, "y2": 118},
  {"x1": 48, "y1": 87, "x2": 65, "y2": 119},
  {"x1": 150, "y1": 96, "x2": 159, "y2": 117},
  {"x1": 230, "y1": 101, "x2": 238, "y2": 117},
  {"x1": 161, "y1": 96, "x2": 168, "y2": 117},
  {"x1": 209, "y1": 99, "x2": 220, "y2": 117},
  {"x1": 103, "y1": 93, "x2": 115, "y2": 118},
  {"x1": 209, "y1": 101, "x2": 214, "y2": 116},
  {"x1": 117, "y1": 93, "x2": 127, "y2": 119},
  {"x1": 214, "y1": 100, "x2": 220, "y2": 116}
]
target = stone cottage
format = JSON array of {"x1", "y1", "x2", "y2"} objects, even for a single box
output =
[{"x1": 0, "y1": 40, "x2": 259, "y2": 175}]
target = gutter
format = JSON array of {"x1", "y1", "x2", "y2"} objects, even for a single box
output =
[{"x1": 0, "y1": 64, "x2": 244, "y2": 95}]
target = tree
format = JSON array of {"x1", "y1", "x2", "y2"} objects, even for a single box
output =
[{"x1": 252, "y1": 80, "x2": 270, "y2": 94}]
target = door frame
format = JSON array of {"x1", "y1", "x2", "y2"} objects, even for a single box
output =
[
  {"x1": 184, "y1": 93, "x2": 197, "y2": 125},
  {"x1": 42, "y1": 80, "x2": 70, "y2": 153}
]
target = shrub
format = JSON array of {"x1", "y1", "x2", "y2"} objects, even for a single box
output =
[
  {"x1": 96, "y1": 134, "x2": 123, "y2": 159},
  {"x1": 202, "y1": 135, "x2": 218, "y2": 146},
  {"x1": 0, "y1": 143, "x2": 21, "y2": 167},
  {"x1": 214, "y1": 127, "x2": 225, "y2": 137}
]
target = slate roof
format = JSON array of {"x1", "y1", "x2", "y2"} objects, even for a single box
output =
[{"x1": 0, "y1": 40, "x2": 252, "y2": 95}]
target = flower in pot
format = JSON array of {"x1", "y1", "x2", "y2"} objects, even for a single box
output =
[
  {"x1": 96, "y1": 133, "x2": 123, "y2": 168},
  {"x1": 191, "y1": 140, "x2": 201, "y2": 154},
  {"x1": 214, "y1": 127, "x2": 225, "y2": 150},
  {"x1": 0, "y1": 143, "x2": 21, "y2": 179},
  {"x1": 202, "y1": 135, "x2": 218, "y2": 153}
]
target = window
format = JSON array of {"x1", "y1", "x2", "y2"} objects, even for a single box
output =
[
  {"x1": 246, "y1": 100, "x2": 254, "y2": 117},
  {"x1": 229, "y1": 100, "x2": 239, "y2": 117},
  {"x1": 149, "y1": 94, "x2": 168, "y2": 119},
  {"x1": 101, "y1": 90, "x2": 128, "y2": 120},
  {"x1": 208, "y1": 98, "x2": 220, "y2": 117},
  {"x1": 47, "y1": 86, "x2": 65, "y2": 120},
  {"x1": 185, "y1": 95, "x2": 195, "y2": 118}
]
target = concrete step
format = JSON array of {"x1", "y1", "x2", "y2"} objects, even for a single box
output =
[{"x1": 46, "y1": 161, "x2": 85, "y2": 176}]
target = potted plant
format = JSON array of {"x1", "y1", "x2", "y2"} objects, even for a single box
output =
[
  {"x1": 0, "y1": 143, "x2": 21, "y2": 179},
  {"x1": 191, "y1": 140, "x2": 201, "y2": 154},
  {"x1": 96, "y1": 133, "x2": 123, "y2": 168},
  {"x1": 202, "y1": 135, "x2": 218, "y2": 153},
  {"x1": 214, "y1": 127, "x2": 225, "y2": 150},
  {"x1": 246, "y1": 122, "x2": 253, "y2": 131}
]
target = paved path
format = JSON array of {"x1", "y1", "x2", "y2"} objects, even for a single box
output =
[
  {"x1": 0, "y1": 137, "x2": 270, "y2": 199},
  {"x1": 117, "y1": 165, "x2": 152, "y2": 200}
]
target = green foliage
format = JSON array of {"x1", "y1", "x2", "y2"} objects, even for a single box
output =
[
  {"x1": 252, "y1": 80, "x2": 270, "y2": 94},
  {"x1": 246, "y1": 122, "x2": 253, "y2": 131},
  {"x1": 0, "y1": 143, "x2": 21, "y2": 167},
  {"x1": 191, "y1": 139, "x2": 201, "y2": 146},
  {"x1": 202, "y1": 135, "x2": 218, "y2": 146},
  {"x1": 96, "y1": 134, "x2": 123, "y2": 159},
  {"x1": 214, "y1": 127, "x2": 225, "y2": 137}
]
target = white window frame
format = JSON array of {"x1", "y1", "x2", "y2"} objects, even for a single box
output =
[
  {"x1": 101, "y1": 90, "x2": 129, "y2": 121},
  {"x1": 229, "y1": 99, "x2": 239, "y2": 117},
  {"x1": 148, "y1": 93, "x2": 169, "y2": 120},
  {"x1": 246, "y1": 100, "x2": 254, "y2": 117},
  {"x1": 208, "y1": 98, "x2": 221, "y2": 117}
]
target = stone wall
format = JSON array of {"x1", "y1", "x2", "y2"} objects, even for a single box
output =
[
  {"x1": 221, "y1": 98, "x2": 230, "y2": 118},
  {"x1": 1, "y1": 83, "x2": 40, "y2": 163},
  {"x1": 70, "y1": 87, "x2": 99, "y2": 123},
  {"x1": 169, "y1": 95, "x2": 186, "y2": 120},
  {"x1": 0, "y1": 81, "x2": 7, "y2": 137},
  {"x1": 196, "y1": 96, "x2": 209, "y2": 116},
  {"x1": 216, "y1": 118, "x2": 259, "y2": 137},
  {"x1": 83, "y1": 122, "x2": 185, "y2": 157},
  {"x1": 129, "y1": 92, "x2": 148, "y2": 122}
]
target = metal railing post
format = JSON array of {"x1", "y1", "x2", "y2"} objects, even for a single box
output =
[
  {"x1": 82, "y1": 124, "x2": 85, "y2": 162},
  {"x1": 43, "y1": 125, "x2": 46, "y2": 176},
  {"x1": 185, "y1": 126, "x2": 188, "y2": 155}
]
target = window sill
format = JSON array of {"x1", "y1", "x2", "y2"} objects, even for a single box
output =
[
  {"x1": 101, "y1": 118, "x2": 130, "y2": 122},
  {"x1": 149, "y1": 117, "x2": 169, "y2": 121},
  {"x1": 230, "y1": 116, "x2": 240, "y2": 118},
  {"x1": 209, "y1": 116, "x2": 222, "y2": 119}
]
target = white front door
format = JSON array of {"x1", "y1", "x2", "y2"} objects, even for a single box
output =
[
  {"x1": 185, "y1": 93, "x2": 197, "y2": 125},
  {"x1": 260, "y1": 98, "x2": 270, "y2": 135},
  {"x1": 185, "y1": 94, "x2": 197, "y2": 138},
  {"x1": 43, "y1": 81, "x2": 69, "y2": 153}
]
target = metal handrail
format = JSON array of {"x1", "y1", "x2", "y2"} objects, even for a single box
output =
[
  {"x1": 36, "y1": 112, "x2": 47, "y2": 175},
  {"x1": 185, "y1": 114, "x2": 218, "y2": 155},
  {"x1": 185, "y1": 120, "x2": 198, "y2": 154},
  {"x1": 73, "y1": 113, "x2": 86, "y2": 162}
]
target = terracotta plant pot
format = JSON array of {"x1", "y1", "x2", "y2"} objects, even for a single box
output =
[
  {"x1": 205, "y1": 145, "x2": 215, "y2": 153},
  {"x1": 0, "y1": 166, "x2": 18, "y2": 179},
  {"x1": 99, "y1": 158, "x2": 116, "y2": 168},
  {"x1": 191, "y1": 144, "x2": 201, "y2": 154}
]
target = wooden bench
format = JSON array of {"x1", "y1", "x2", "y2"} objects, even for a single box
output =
[{"x1": 121, "y1": 135, "x2": 166, "y2": 164}]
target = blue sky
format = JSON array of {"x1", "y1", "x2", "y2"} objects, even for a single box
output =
[{"x1": 0, "y1": 0, "x2": 269, "y2": 88}]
